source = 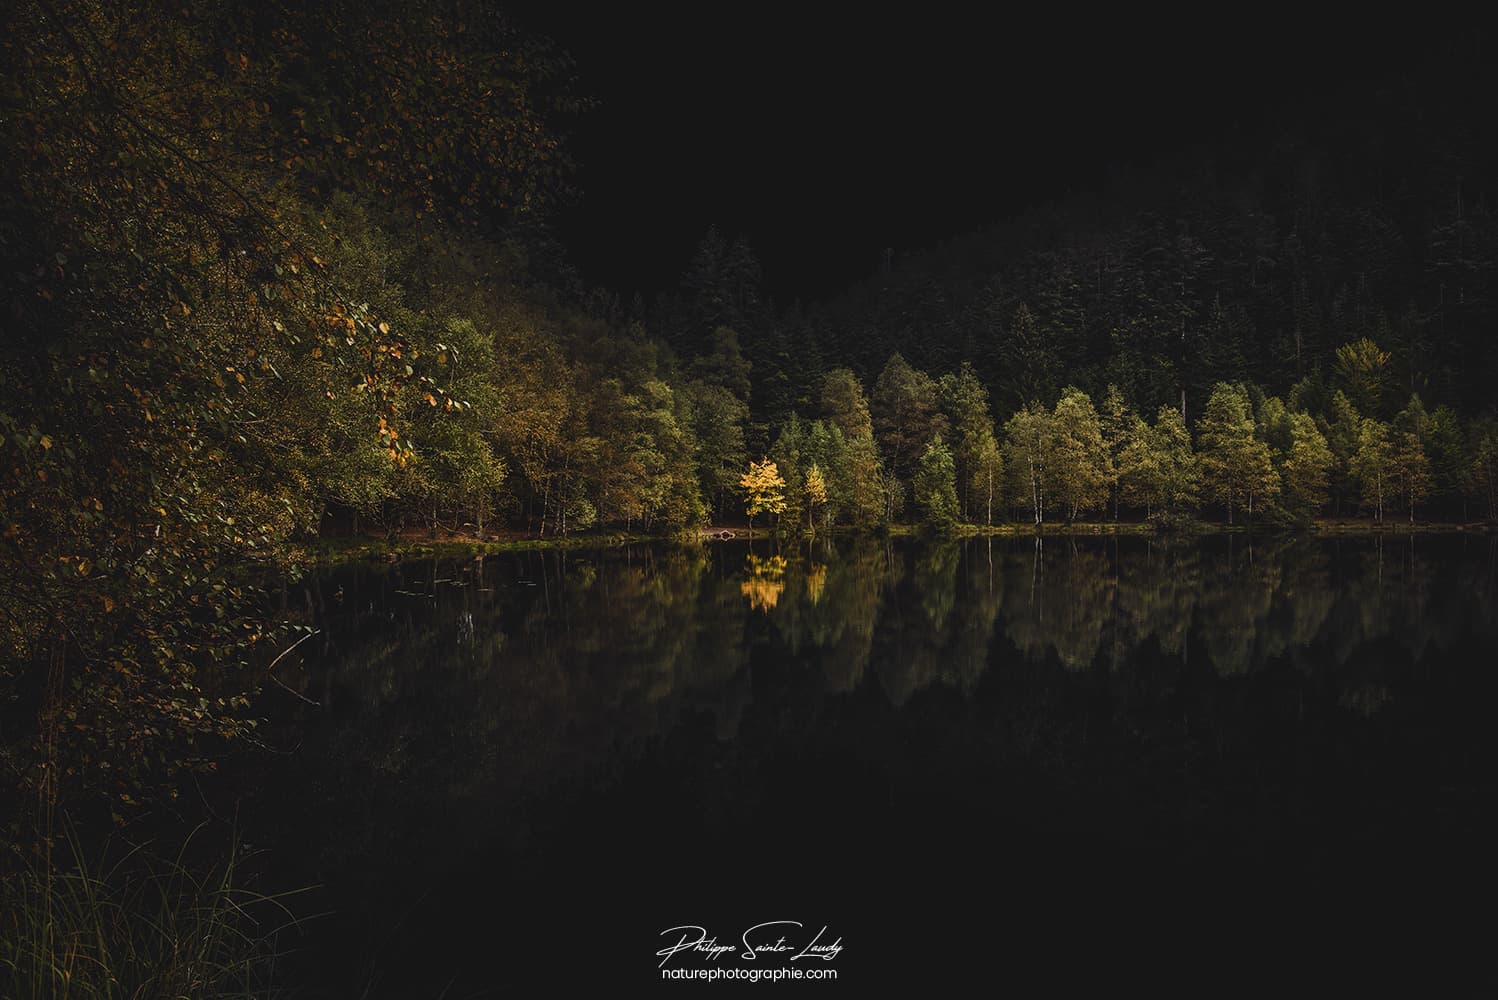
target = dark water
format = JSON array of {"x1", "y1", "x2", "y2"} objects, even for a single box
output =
[{"x1": 243, "y1": 535, "x2": 1498, "y2": 995}]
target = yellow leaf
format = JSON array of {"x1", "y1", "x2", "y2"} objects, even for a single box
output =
[{"x1": 40, "y1": 435, "x2": 52, "y2": 450}]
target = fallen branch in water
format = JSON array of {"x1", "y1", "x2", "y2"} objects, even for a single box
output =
[{"x1": 265, "y1": 630, "x2": 321, "y2": 707}]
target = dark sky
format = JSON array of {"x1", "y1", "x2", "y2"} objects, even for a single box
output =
[{"x1": 507, "y1": 9, "x2": 1422, "y2": 303}]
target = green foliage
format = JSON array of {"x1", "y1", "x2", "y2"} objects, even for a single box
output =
[
  {"x1": 1322, "y1": 390, "x2": 1365, "y2": 515},
  {"x1": 1117, "y1": 406, "x2": 1199, "y2": 519},
  {"x1": 1333, "y1": 338, "x2": 1392, "y2": 418},
  {"x1": 1049, "y1": 388, "x2": 1111, "y2": 522},
  {"x1": 1099, "y1": 384, "x2": 1134, "y2": 519},
  {"x1": 683, "y1": 380, "x2": 749, "y2": 522},
  {"x1": 939, "y1": 362, "x2": 999, "y2": 522},
  {"x1": 1351, "y1": 418, "x2": 1394, "y2": 521},
  {"x1": 769, "y1": 415, "x2": 808, "y2": 531},
  {"x1": 1151, "y1": 406, "x2": 1201, "y2": 516},
  {"x1": 1282, "y1": 412, "x2": 1335, "y2": 516},
  {"x1": 819, "y1": 368, "x2": 874, "y2": 440},
  {"x1": 1425, "y1": 406, "x2": 1469, "y2": 508},
  {"x1": 1197, "y1": 383, "x2": 1281, "y2": 523},
  {"x1": 1392, "y1": 432, "x2": 1431, "y2": 522},
  {"x1": 970, "y1": 429, "x2": 1003, "y2": 526},
  {"x1": 1114, "y1": 415, "x2": 1158, "y2": 513},
  {"x1": 913, "y1": 437, "x2": 959, "y2": 529},
  {"x1": 1004, "y1": 402, "x2": 1053, "y2": 524},
  {"x1": 805, "y1": 463, "x2": 829, "y2": 531},
  {"x1": 690, "y1": 328, "x2": 754, "y2": 402},
  {"x1": 872, "y1": 353, "x2": 948, "y2": 481},
  {"x1": 842, "y1": 434, "x2": 888, "y2": 527}
]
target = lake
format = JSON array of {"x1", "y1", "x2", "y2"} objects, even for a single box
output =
[{"x1": 241, "y1": 534, "x2": 1498, "y2": 994}]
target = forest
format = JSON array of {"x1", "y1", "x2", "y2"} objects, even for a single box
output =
[{"x1": 4, "y1": 0, "x2": 1498, "y2": 904}]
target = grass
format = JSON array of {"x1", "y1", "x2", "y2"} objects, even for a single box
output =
[{"x1": 1, "y1": 821, "x2": 313, "y2": 1000}]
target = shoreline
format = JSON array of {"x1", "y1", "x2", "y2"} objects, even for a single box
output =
[{"x1": 290, "y1": 518, "x2": 1497, "y2": 567}]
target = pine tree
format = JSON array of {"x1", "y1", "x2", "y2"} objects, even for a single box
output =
[
  {"x1": 819, "y1": 368, "x2": 875, "y2": 440},
  {"x1": 872, "y1": 353, "x2": 949, "y2": 481},
  {"x1": 1333, "y1": 337, "x2": 1392, "y2": 418}
]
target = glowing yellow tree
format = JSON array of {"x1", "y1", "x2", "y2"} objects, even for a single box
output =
[{"x1": 740, "y1": 458, "x2": 787, "y2": 534}]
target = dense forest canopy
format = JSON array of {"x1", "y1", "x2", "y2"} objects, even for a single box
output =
[{"x1": 3, "y1": 3, "x2": 1498, "y2": 809}]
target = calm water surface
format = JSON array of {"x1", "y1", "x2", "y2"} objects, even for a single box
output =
[{"x1": 243, "y1": 535, "x2": 1498, "y2": 994}]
